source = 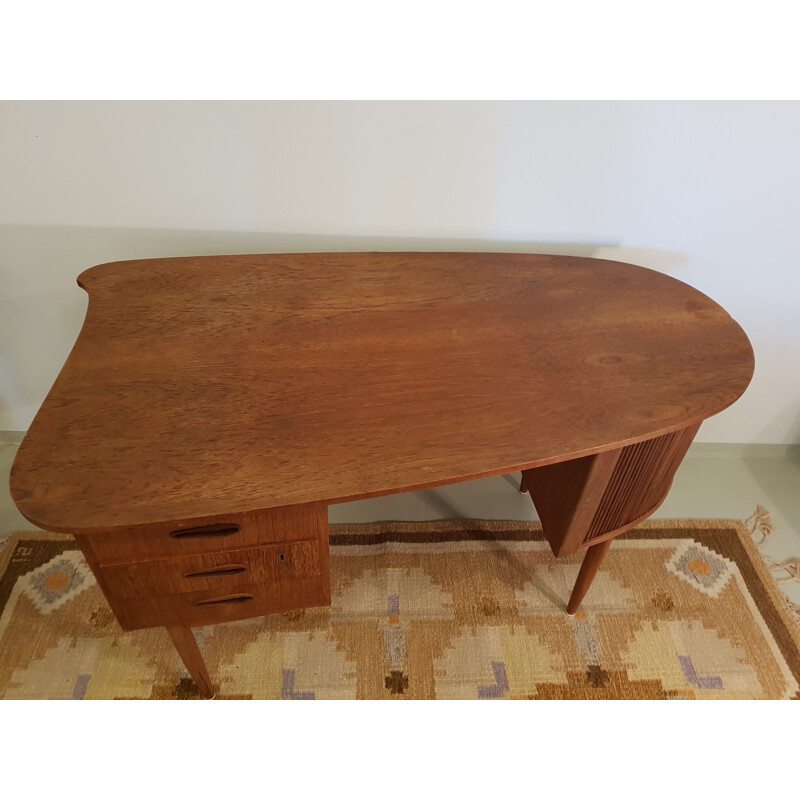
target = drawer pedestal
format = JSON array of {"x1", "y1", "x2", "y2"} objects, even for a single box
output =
[{"x1": 74, "y1": 503, "x2": 330, "y2": 697}]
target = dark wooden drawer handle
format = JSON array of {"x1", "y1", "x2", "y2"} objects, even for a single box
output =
[
  {"x1": 184, "y1": 564, "x2": 247, "y2": 579},
  {"x1": 193, "y1": 594, "x2": 253, "y2": 607},
  {"x1": 170, "y1": 523, "x2": 240, "y2": 539}
]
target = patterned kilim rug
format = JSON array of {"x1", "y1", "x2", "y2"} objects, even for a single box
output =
[{"x1": 1, "y1": 517, "x2": 799, "y2": 699}]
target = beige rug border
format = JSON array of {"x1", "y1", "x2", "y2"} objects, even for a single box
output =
[{"x1": 3, "y1": 519, "x2": 799, "y2": 644}]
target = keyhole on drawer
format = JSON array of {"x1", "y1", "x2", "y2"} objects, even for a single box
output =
[{"x1": 279, "y1": 553, "x2": 285, "y2": 562}]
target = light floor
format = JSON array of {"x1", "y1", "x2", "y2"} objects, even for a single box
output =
[{"x1": 2, "y1": 438, "x2": 799, "y2": 607}]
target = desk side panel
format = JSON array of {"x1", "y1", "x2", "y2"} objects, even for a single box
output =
[{"x1": 524, "y1": 423, "x2": 700, "y2": 556}]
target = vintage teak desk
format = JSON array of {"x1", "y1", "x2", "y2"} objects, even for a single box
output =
[{"x1": 10, "y1": 253, "x2": 754, "y2": 697}]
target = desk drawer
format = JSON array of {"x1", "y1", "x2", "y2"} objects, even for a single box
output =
[
  {"x1": 109, "y1": 574, "x2": 330, "y2": 630},
  {"x1": 100, "y1": 540, "x2": 320, "y2": 599},
  {"x1": 88, "y1": 504, "x2": 324, "y2": 564}
]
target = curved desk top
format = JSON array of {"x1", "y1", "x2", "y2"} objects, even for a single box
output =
[{"x1": 10, "y1": 252, "x2": 754, "y2": 533}]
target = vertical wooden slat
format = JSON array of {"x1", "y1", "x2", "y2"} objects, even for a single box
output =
[
  {"x1": 585, "y1": 423, "x2": 699, "y2": 541},
  {"x1": 523, "y1": 423, "x2": 700, "y2": 556}
]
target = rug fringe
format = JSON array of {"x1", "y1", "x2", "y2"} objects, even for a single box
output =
[
  {"x1": 746, "y1": 504, "x2": 800, "y2": 584},
  {"x1": 744, "y1": 506, "x2": 800, "y2": 627},
  {"x1": 765, "y1": 557, "x2": 800, "y2": 585},
  {"x1": 745, "y1": 504, "x2": 774, "y2": 547}
]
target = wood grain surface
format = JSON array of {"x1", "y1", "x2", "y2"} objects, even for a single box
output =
[
  {"x1": 10, "y1": 252, "x2": 754, "y2": 533},
  {"x1": 84, "y1": 504, "x2": 324, "y2": 564},
  {"x1": 97, "y1": 539, "x2": 321, "y2": 599},
  {"x1": 109, "y1": 574, "x2": 330, "y2": 630}
]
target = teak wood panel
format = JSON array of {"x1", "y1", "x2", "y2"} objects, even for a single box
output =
[
  {"x1": 583, "y1": 423, "x2": 699, "y2": 542},
  {"x1": 86, "y1": 505, "x2": 323, "y2": 565},
  {"x1": 98, "y1": 540, "x2": 321, "y2": 599},
  {"x1": 523, "y1": 424, "x2": 700, "y2": 556},
  {"x1": 10, "y1": 252, "x2": 755, "y2": 534},
  {"x1": 108, "y1": 575, "x2": 329, "y2": 630},
  {"x1": 522, "y1": 448, "x2": 622, "y2": 557},
  {"x1": 74, "y1": 504, "x2": 330, "y2": 631}
]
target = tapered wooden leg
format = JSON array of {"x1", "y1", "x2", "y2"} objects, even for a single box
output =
[
  {"x1": 166, "y1": 625, "x2": 214, "y2": 698},
  {"x1": 566, "y1": 539, "x2": 612, "y2": 615},
  {"x1": 519, "y1": 473, "x2": 528, "y2": 493}
]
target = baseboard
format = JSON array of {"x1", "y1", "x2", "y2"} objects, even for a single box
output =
[
  {"x1": 0, "y1": 431, "x2": 25, "y2": 445},
  {"x1": 687, "y1": 442, "x2": 799, "y2": 459}
]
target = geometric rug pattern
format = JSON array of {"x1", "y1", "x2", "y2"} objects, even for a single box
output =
[{"x1": 1, "y1": 520, "x2": 799, "y2": 699}]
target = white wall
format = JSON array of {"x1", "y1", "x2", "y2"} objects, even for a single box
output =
[{"x1": 1, "y1": 101, "x2": 798, "y2": 443}]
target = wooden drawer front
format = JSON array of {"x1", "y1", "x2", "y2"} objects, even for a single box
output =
[
  {"x1": 100, "y1": 540, "x2": 320, "y2": 599},
  {"x1": 110, "y1": 574, "x2": 329, "y2": 630},
  {"x1": 88, "y1": 504, "x2": 323, "y2": 564}
]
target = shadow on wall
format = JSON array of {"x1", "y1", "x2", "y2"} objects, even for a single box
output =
[
  {"x1": 757, "y1": 402, "x2": 800, "y2": 448},
  {"x1": 742, "y1": 406, "x2": 800, "y2": 535},
  {"x1": 0, "y1": 393, "x2": 12, "y2": 436},
  {"x1": 0, "y1": 222, "x2": 688, "y2": 431},
  {"x1": 0, "y1": 222, "x2": 691, "y2": 272}
]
